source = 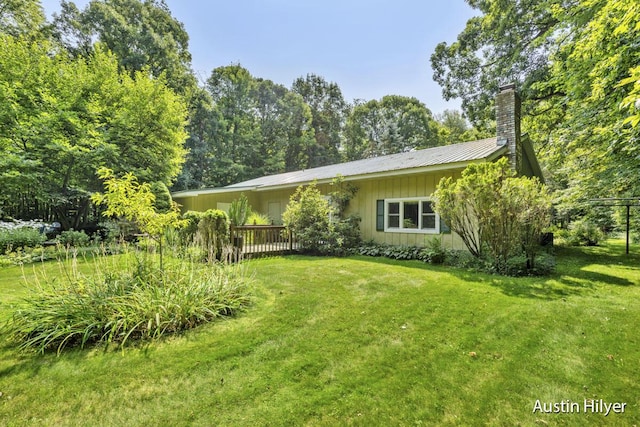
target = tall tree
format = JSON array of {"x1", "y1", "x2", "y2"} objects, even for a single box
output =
[
  {"x1": 0, "y1": 36, "x2": 187, "y2": 227},
  {"x1": 51, "y1": 0, "x2": 196, "y2": 94},
  {"x1": 431, "y1": 0, "x2": 640, "y2": 212},
  {"x1": 0, "y1": 0, "x2": 46, "y2": 37},
  {"x1": 344, "y1": 95, "x2": 441, "y2": 160},
  {"x1": 292, "y1": 74, "x2": 348, "y2": 167},
  {"x1": 205, "y1": 64, "x2": 260, "y2": 186}
]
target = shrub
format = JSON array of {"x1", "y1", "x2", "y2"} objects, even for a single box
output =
[
  {"x1": 333, "y1": 215, "x2": 362, "y2": 255},
  {"x1": 433, "y1": 157, "x2": 552, "y2": 274},
  {"x1": 56, "y1": 230, "x2": 91, "y2": 247},
  {"x1": 283, "y1": 182, "x2": 335, "y2": 254},
  {"x1": 246, "y1": 212, "x2": 271, "y2": 226},
  {"x1": 197, "y1": 209, "x2": 230, "y2": 260},
  {"x1": 567, "y1": 218, "x2": 605, "y2": 246},
  {"x1": 422, "y1": 237, "x2": 446, "y2": 264},
  {"x1": 3, "y1": 252, "x2": 252, "y2": 353},
  {"x1": 0, "y1": 227, "x2": 46, "y2": 253}
]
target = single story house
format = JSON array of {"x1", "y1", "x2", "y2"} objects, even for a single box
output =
[{"x1": 172, "y1": 84, "x2": 543, "y2": 250}]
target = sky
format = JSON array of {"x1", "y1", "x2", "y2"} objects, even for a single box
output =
[{"x1": 40, "y1": 0, "x2": 476, "y2": 115}]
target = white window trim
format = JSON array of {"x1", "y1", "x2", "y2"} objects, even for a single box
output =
[{"x1": 384, "y1": 197, "x2": 440, "y2": 234}]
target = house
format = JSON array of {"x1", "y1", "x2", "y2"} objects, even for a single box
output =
[{"x1": 172, "y1": 84, "x2": 543, "y2": 250}]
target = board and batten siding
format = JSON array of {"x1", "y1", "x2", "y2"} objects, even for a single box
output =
[
  {"x1": 174, "y1": 174, "x2": 467, "y2": 249},
  {"x1": 346, "y1": 170, "x2": 466, "y2": 249}
]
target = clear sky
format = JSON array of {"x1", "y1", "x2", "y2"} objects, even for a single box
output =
[{"x1": 40, "y1": 0, "x2": 476, "y2": 114}]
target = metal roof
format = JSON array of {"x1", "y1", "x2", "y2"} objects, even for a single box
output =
[
  {"x1": 171, "y1": 138, "x2": 507, "y2": 198},
  {"x1": 226, "y1": 137, "x2": 505, "y2": 190}
]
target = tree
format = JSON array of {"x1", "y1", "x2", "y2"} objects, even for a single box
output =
[
  {"x1": 433, "y1": 158, "x2": 551, "y2": 273},
  {"x1": 205, "y1": 64, "x2": 261, "y2": 185},
  {"x1": 434, "y1": 109, "x2": 492, "y2": 145},
  {"x1": 51, "y1": 0, "x2": 196, "y2": 94},
  {"x1": 0, "y1": 0, "x2": 46, "y2": 37},
  {"x1": 0, "y1": 36, "x2": 187, "y2": 227},
  {"x1": 344, "y1": 95, "x2": 440, "y2": 160},
  {"x1": 92, "y1": 168, "x2": 184, "y2": 271},
  {"x1": 430, "y1": 0, "x2": 640, "y2": 215},
  {"x1": 292, "y1": 74, "x2": 348, "y2": 167},
  {"x1": 198, "y1": 65, "x2": 317, "y2": 187}
]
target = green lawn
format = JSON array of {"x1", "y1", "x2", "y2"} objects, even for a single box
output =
[{"x1": 1, "y1": 241, "x2": 639, "y2": 426}]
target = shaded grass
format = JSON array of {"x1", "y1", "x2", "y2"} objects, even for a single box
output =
[{"x1": 0, "y1": 240, "x2": 639, "y2": 425}]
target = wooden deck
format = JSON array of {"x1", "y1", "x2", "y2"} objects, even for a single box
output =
[{"x1": 230, "y1": 225, "x2": 297, "y2": 257}]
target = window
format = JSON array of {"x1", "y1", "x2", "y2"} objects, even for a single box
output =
[{"x1": 384, "y1": 198, "x2": 439, "y2": 233}]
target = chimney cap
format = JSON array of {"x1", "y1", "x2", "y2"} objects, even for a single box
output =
[{"x1": 499, "y1": 82, "x2": 516, "y2": 92}]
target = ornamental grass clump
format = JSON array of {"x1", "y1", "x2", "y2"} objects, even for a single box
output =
[{"x1": 3, "y1": 251, "x2": 252, "y2": 354}]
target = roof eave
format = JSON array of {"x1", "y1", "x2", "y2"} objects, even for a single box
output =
[{"x1": 172, "y1": 185, "x2": 258, "y2": 199}]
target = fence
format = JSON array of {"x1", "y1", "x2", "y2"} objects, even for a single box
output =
[{"x1": 230, "y1": 225, "x2": 297, "y2": 256}]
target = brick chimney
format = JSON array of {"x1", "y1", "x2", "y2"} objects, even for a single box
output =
[{"x1": 495, "y1": 83, "x2": 522, "y2": 174}]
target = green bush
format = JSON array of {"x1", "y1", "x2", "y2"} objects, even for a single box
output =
[
  {"x1": 246, "y1": 212, "x2": 271, "y2": 226},
  {"x1": 4, "y1": 253, "x2": 252, "y2": 353},
  {"x1": 333, "y1": 215, "x2": 362, "y2": 254},
  {"x1": 421, "y1": 237, "x2": 446, "y2": 264},
  {"x1": 56, "y1": 230, "x2": 91, "y2": 247},
  {"x1": 567, "y1": 219, "x2": 605, "y2": 246},
  {"x1": 0, "y1": 227, "x2": 46, "y2": 253},
  {"x1": 283, "y1": 182, "x2": 335, "y2": 255},
  {"x1": 179, "y1": 210, "x2": 230, "y2": 260},
  {"x1": 197, "y1": 209, "x2": 230, "y2": 260}
]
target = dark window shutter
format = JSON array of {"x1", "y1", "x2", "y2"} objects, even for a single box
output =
[
  {"x1": 440, "y1": 217, "x2": 451, "y2": 234},
  {"x1": 376, "y1": 200, "x2": 384, "y2": 231}
]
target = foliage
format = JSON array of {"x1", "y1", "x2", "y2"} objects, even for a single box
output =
[
  {"x1": 434, "y1": 158, "x2": 552, "y2": 273},
  {"x1": 188, "y1": 65, "x2": 316, "y2": 188},
  {"x1": 328, "y1": 174, "x2": 358, "y2": 217},
  {"x1": 0, "y1": 227, "x2": 45, "y2": 253},
  {"x1": 150, "y1": 182, "x2": 173, "y2": 213},
  {"x1": 282, "y1": 182, "x2": 334, "y2": 255},
  {"x1": 0, "y1": 36, "x2": 188, "y2": 227},
  {"x1": 196, "y1": 210, "x2": 230, "y2": 260},
  {"x1": 333, "y1": 215, "x2": 362, "y2": 254},
  {"x1": 357, "y1": 242, "x2": 426, "y2": 261},
  {"x1": 246, "y1": 212, "x2": 271, "y2": 226},
  {"x1": 0, "y1": 0, "x2": 46, "y2": 37},
  {"x1": 228, "y1": 194, "x2": 250, "y2": 226},
  {"x1": 3, "y1": 252, "x2": 251, "y2": 354},
  {"x1": 292, "y1": 74, "x2": 347, "y2": 167},
  {"x1": 178, "y1": 210, "x2": 230, "y2": 261},
  {"x1": 567, "y1": 218, "x2": 605, "y2": 247},
  {"x1": 502, "y1": 252, "x2": 556, "y2": 277},
  {"x1": 92, "y1": 168, "x2": 185, "y2": 270},
  {"x1": 344, "y1": 95, "x2": 441, "y2": 160},
  {"x1": 56, "y1": 230, "x2": 91, "y2": 247},
  {"x1": 422, "y1": 236, "x2": 447, "y2": 264},
  {"x1": 434, "y1": 109, "x2": 493, "y2": 145},
  {"x1": 430, "y1": 0, "x2": 640, "y2": 212},
  {"x1": 51, "y1": 0, "x2": 196, "y2": 95}
]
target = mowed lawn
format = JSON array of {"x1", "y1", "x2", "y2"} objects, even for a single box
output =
[{"x1": 0, "y1": 241, "x2": 639, "y2": 426}]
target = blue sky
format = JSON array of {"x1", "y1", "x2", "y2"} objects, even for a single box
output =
[{"x1": 40, "y1": 0, "x2": 476, "y2": 114}]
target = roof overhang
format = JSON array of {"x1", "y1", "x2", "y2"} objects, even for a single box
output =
[{"x1": 172, "y1": 186, "x2": 257, "y2": 199}]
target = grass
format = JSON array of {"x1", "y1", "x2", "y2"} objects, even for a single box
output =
[{"x1": 0, "y1": 240, "x2": 639, "y2": 425}]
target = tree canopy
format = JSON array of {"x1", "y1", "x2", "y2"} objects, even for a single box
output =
[
  {"x1": 431, "y1": 0, "x2": 640, "y2": 210},
  {"x1": 0, "y1": 35, "x2": 187, "y2": 227},
  {"x1": 344, "y1": 95, "x2": 441, "y2": 160}
]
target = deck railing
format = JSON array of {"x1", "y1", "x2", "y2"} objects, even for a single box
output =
[{"x1": 230, "y1": 225, "x2": 296, "y2": 256}]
